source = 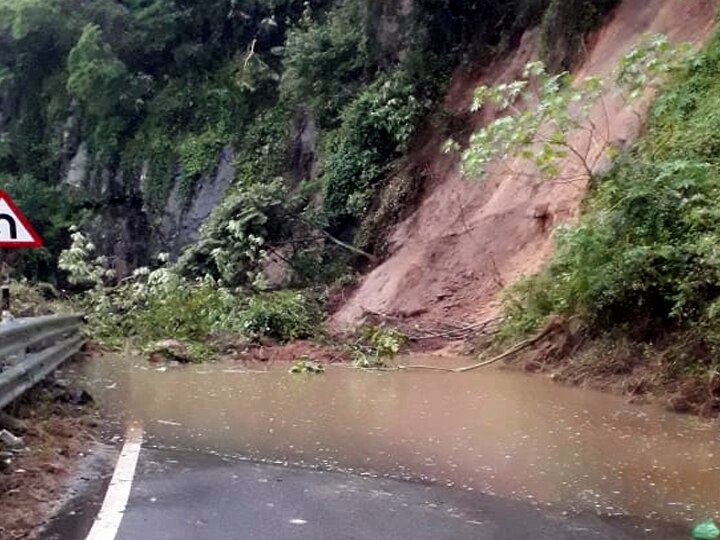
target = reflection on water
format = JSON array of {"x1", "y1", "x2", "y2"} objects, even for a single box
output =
[{"x1": 80, "y1": 354, "x2": 720, "y2": 523}]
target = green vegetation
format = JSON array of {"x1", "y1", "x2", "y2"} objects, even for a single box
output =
[
  {"x1": 281, "y1": 0, "x2": 369, "y2": 127},
  {"x1": 350, "y1": 326, "x2": 407, "y2": 368},
  {"x1": 2, "y1": 279, "x2": 69, "y2": 317},
  {"x1": 500, "y1": 31, "x2": 720, "y2": 356},
  {"x1": 237, "y1": 290, "x2": 324, "y2": 343},
  {"x1": 455, "y1": 35, "x2": 693, "y2": 184},
  {"x1": 59, "y1": 230, "x2": 323, "y2": 354},
  {"x1": 289, "y1": 356, "x2": 325, "y2": 374}
]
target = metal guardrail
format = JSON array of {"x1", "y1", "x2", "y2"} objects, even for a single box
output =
[{"x1": 0, "y1": 314, "x2": 85, "y2": 410}]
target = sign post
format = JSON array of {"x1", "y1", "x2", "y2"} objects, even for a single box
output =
[{"x1": 0, "y1": 190, "x2": 44, "y2": 321}]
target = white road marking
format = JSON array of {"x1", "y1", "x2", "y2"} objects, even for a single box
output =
[{"x1": 85, "y1": 421, "x2": 144, "y2": 540}]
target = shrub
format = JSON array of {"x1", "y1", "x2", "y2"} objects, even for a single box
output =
[
  {"x1": 321, "y1": 71, "x2": 429, "y2": 220},
  {"x1": 176, "y1": 179, "x2": 296, "y2": 287},
  {"x1": 129, "y1": 276, "x2": 240, "y2": 342},
  {"x1": 350, "y1": 325, "x2": 407, "y2": 368},
  {"x1": 59, "y1": 230, "x2": 243, "y2": 348},
  {"x1": 237, "y1": 290, "x2": 324, "y2": 342},
  {"x1": 289, "y1": 356, "x2": 325, "y2": 373}
]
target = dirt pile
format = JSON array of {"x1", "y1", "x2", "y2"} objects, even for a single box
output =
[{"x1": 333, "y1": 0, "x2": 716, "y2": 330}]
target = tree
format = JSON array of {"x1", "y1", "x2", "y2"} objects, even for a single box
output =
[
  {"x1": 67, "y1": 23, "x2": 128, "y2": 117},
  {"x1": 281, "y1": 0, "x2": 369, "y2": 127},
  {"x1": 0, "y1": 0, "x2": 76, "y2": 90},
  {"x1": 453, "y1": 34, "x2": 695, "y2": 185},
  {"x1": 2, "y1": 0, "x2": 72, "y2": 44}
]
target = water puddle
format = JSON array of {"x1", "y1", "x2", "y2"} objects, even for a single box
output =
[{"x1": 79, "y1": 354, "x2": 720, "y2": 524}]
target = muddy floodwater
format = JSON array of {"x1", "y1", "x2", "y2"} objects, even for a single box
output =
[{"x1": 79, "y1": 355, "x2": 720, "y2": 525}]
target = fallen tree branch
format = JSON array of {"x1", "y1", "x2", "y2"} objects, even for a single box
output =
[
  {"x1": 287, "y1": 216, "x2": 378, "y2": 263},
  {"x1": 453, "y1": 328, "x2": 550, "y2": 372},
  {"x1": 320, "y1": 230, "x2": 379, "y2": 263},
  {"x1": 360, "y1": 307, "x2": 500, "y2": 341},
  {"x1": 397, "y1": 364, "x2": 455, "y2": 372},
  {"x1": 243, "y1": 38, "x2": 257, "y2": 71},
  {"x1": 401, "y1": 326, "x2": 553, "y2": 373},
  {"x1": 408, "y1": 318, "x2": 499, "y2": 341}
]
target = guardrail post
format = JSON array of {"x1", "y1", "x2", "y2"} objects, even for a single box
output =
[
  {"x1": 0, "y1": 286, "x2": 10, "y2": 324},
  {"x1": 1, "y1": 286, "x2": 9, "y2": 313},
  {"x1": 0, "y1": 249, "x2": 9, "y2": 321}
]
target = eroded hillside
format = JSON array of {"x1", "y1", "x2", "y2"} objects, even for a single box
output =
[{"x1": 334, "y1": 0, "x2": 716, "y2": 329}]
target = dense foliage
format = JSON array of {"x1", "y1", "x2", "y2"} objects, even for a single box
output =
[{"x1": 59, "y1": 230, "x2": 324, "y2": 350}]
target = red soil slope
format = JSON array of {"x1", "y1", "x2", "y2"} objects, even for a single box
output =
[{"x1": 333, "y1": 0, "x2": 716, "y2": 329}]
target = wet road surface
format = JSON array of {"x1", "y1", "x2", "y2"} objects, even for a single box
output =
[{"x1": 45, "y1": 447, "x2": 679, "y2": 540}]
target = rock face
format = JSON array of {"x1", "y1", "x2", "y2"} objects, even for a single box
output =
[
  {"x1": 85, "y1": 194, "x2": 152, "y2": 278},
  {"x1": 288, "y1": 111, "x2": 318, "y2": 183},
  {"x1": 159, "y1": 145, "x2": 236, "y2": 259},
  {"x1": 64, "y1": 142, "x2": 88, "y2": 189},
  {"x1": 61, "y1": 130, "x2": 235, "y2": 276}
]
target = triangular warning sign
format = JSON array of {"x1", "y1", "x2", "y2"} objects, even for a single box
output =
[{"x1": 0, "y1": 190, "x2": 43, "y2": 248}]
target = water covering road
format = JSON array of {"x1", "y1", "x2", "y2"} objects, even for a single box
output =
[{"x1": 75, "y1": 354, "x2": 720, "y2": 528}]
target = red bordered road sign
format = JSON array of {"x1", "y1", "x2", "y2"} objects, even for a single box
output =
[{"x1": 0, "y1": 190, "x2": 43, "y2": 248}]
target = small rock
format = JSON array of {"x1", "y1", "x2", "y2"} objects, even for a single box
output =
[
  {"x1": 68, "y1": 388, "x2": 94, "y2": 406},
  {"x1": 147, "y1": 340, "x2": 192, "y2": 364},
  {"x1": 0, "y1": 429, "x2": 24, "y2": 450}
]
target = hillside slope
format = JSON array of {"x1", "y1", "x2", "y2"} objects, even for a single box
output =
[{"x1": 333, "y1": 0, "x2": 716, "y2": 329}]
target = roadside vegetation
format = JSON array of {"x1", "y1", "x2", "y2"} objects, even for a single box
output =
[{"x1": 57, "y1": 228, "x2": 324, "y2": 355}]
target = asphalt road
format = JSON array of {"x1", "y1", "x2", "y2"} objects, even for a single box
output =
[{"x1": 41, "y1": 446, "x2": 679, "y2": 540}]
